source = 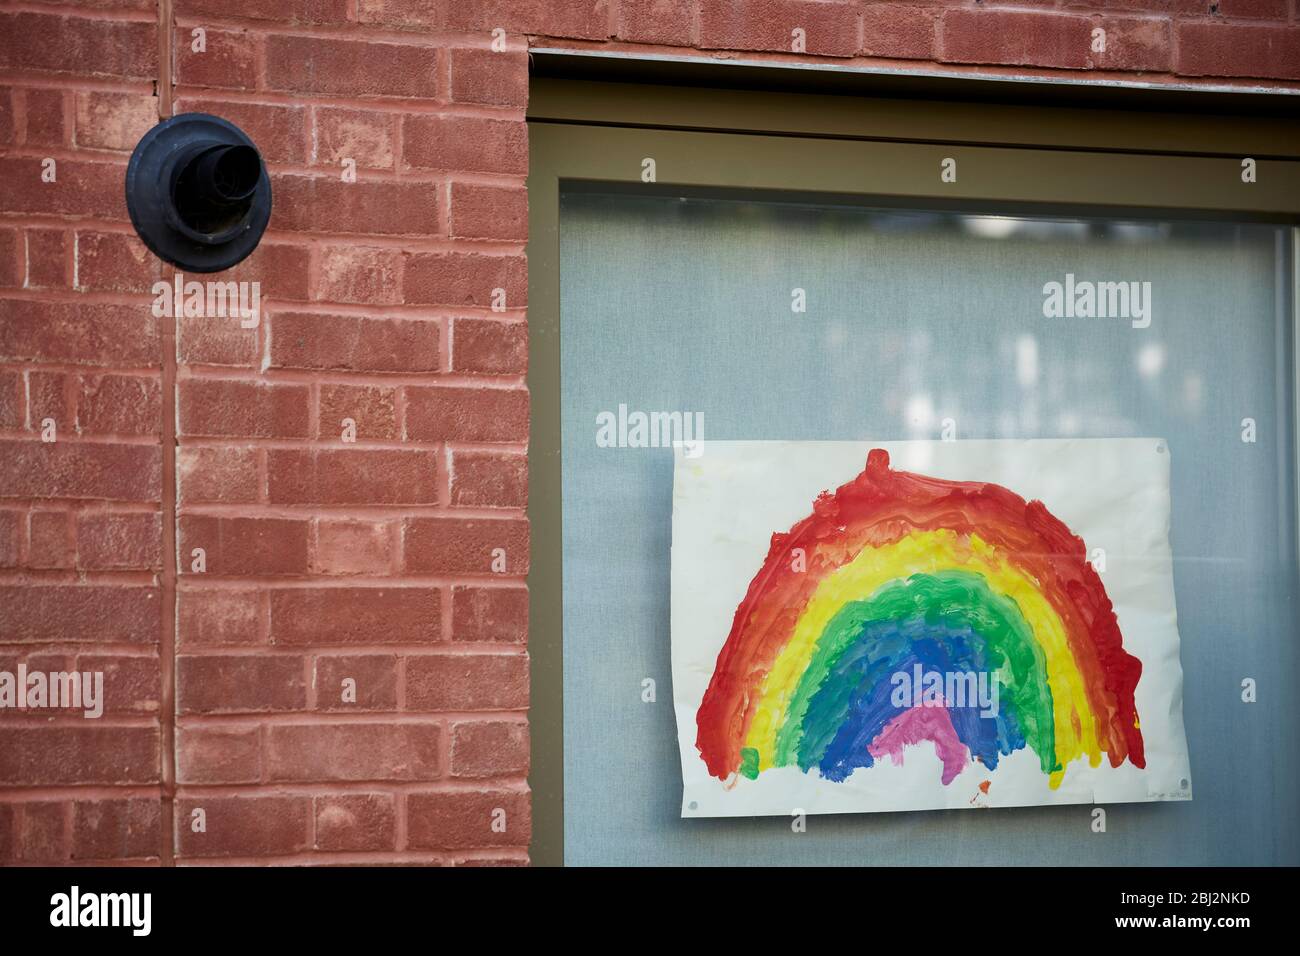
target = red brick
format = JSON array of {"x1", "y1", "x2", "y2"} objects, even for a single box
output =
[
  {"x1": 23, "y1": 228, "x2": 68, "y2": 288},
  {"x1": 617, "y1": 0, "x2": 695, "y2": 45},
  {"x1": 0, "y1": 369, "x2": 19, "y2": 429},
  {"x1": 449, "y1": 183, "x2": 527, "y2": 241},
  {"x1": 270, "y1": 311, "x2": 439, "y2": 373},
  {"x1": 77, "y1": 653, "x2": 160, "y2": 715},
  {"x1": 406, "y1": 653, "x2": 528, "y2": 710},
  {"x1": 0, "y1": 441, "x2": 161, "y2": 500},
  {"x1": 314, "y1": 654, "x2": 398, "y2": 710},
  {"x1": 176, "y1": 0, "x2": 349, "y2": 22},
  {"x1": 450, "y1": 450, "x2": 527, "y2": 508},
  {"x1": 271, "y1": 175, "x2": 441, "y2": 236},
  {"x1": 407, "y1": 788, "x2": 529, "y2": 849},
  {"x1": 941, "y1": 9, "x2": 1093, "y2": 69},
  {"x1": 0, "y1": 370, "x2": 18, "y2": 428},
  {"x1": 404, "y1": 516, "x2": 528, "y2": 575},
  {"x1": 24, "y1": 372, "x2": 64, "y2": 433},
  {"x1": 76, "y1": 511, "x2": 161, "y2": 569},
  {"x1": 0, "y1": 584, "x2": 159, "y2": 644},
  {"x1": 451, "y1": 317, "x2": 526, "y2": 375},
  {"x1": 178, "y1": 515, "x2": 310, "y2": 575},
  {"x1": 26, "y1": 371, "x2": 72, "y2": 434},
  {"x1": 403, "y1": 115, "x2": 527, "y2": 175},
  {"x1": 178, "y1": 445, "x2": 260, "y2": 505},
  {"x1": 177, "y1": 588, "x2": 262, "y2": 647},
  {"x1": 701, "y1": 0, "x2": 861, "y2": 56},
  {"x1": 313, "y1": 518, "x2": 394, "y2": 575},
  {"x1": 177, "y1": 314, "x2": 259, "y2": 366},
  {"x1": 265, "y1": 722, "x2": 441, "y2": 781},
  {"x1": 270, "y1": 587, "x2": 441, "y2": 645},
  {"x1": 210, "y1": 241, "x2": 312, "y2": 301},
  {"x1": 0, "y1": 300, "x2": 159, "y2": 366},
  {"x1": 0, "y1": 371, "x2": 19, "y2": 430},
  {"x1": 24, "y1": 0, "x2": 156, "y2": 9},
  {"x1": 176, "y1": 795, "x2": 310, "y2": 858},
  {"x1": 314, "y1": 107, "x2": 395, "y2": 169},
  {"x1": 450, "y1": 719, "x2": 529, "y2": 777},
  {"x1": 28, "y1": 509, "x2": 73, "y2": 568},
  {"x1": 1175, "y1": 22, "x2": 1300, "y2": 80},
  {"x1": 861, "y1": 4, "x2": 937, "y2": 60},
  {"x1": 178, "y1": 379, "x2": 310, "y2": 438},
  {"x1": 448, "y1": 48, "x2": 528, "y2": 108},
  {"x1": 1060, "y1": 0, "x2": 1201, "y2": 10},
  {"x1": 314, "y1": 246, "x2": 403, "y2": 305},
  {"x1": 150, "y1": 270, "x2": 267, "y2": 323},
  {"x1": 1094, "y1": 17, "x2": 1171, "y2": 72},
  {"x1": 173, "y1": 98, "x2": 308, "y2": 165},
  {"x1": 403, "y1": 251, "x2": 526, "y2": 308},
  {"x1": 7, "y1": 802, "x2": 67, "y2": 862},
  {"x1": 72, "y1": 798, "x2": 160, "y2": 860},
  {"x1": 176, "y1": 724, "x2": 261, "y2": 784},
  {"x1": 0, "y1": 13, "x2": 157, "y2": 79},
  {"x1": 0, "y1": 509, "x2": 18, "y2": 567},
  {"x1": 452, "y1": 586, "x2": 527, "y2": 644},
  {"x1": 314, "y1": 793, "x2": 396, "y2": 851},
  {"x1": 78, "y1": 373, "x2": 161, "y2": 436},
  {"x1": 318, "y1": 384, "x2": 398, "y2": 441},
  {"x1": 1215, "y1": 0, "x2": 1290, "y2": 17},
  {"x1": 24, "y1": 89, "x2": 66, "y2": 147},
  {"x1": 267, "y1": 35, "x2": 439, "y2": 98},
  {"x1": 0, "y1": 157, "x2": 126, "y2": 220},
  {"x1": 355, "y1": 0, "x2": 444, "y2": 29},
  {"x1": 445, "y1": 0, "x2": 609, "y2": 38},
  {"x1": 177, "y1": 653, "x2": 307, "y2": 714},
  {"x1": 453, "y1": 854, "x2": 528, "y2": 866},
  {"x1": 19, "y1": 369, "x2": 61, "y2": 425},
  {"x1": 23, "y1": 652, "x2": 74, "y2": 675},
  {"x1": 175, "y1": 28, "x2": 260, "y2": 91},
  {"x1": 28, "y1": 509, "x2": 72, "y2": 566},
  {"x1": 267, "y1": 448, "x2": 438, "y2": 504},
  {"x1": 29, "y1": 374, "x2": 72, "y2": 430},
  {"x1": 0, "y1": 726, "x2": 158, "y2": 785},
  {"x1": 74, "y1": 231, "x2": 164, "y2": 294},
  {"x1": 0, "y1": 229, "x2": 19, "y2": 287},
  {"x1": 405, "y1": 385, "x2": 528, "y2": 442},
  {"x1": 74, "y1": 90, "x2": 156, "y2": 151},
  {"x1": 3, "y1": 813, "x2": 59, "y2": 867}
]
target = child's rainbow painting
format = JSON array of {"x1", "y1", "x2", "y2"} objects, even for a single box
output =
[{"x1": 670, "y1": 439, "x2": 1192, "y2": 817}]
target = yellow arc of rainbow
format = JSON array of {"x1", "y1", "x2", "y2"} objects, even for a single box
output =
[{"x1": 743, "y1": 528, "x2": 1103, "y2": 787}]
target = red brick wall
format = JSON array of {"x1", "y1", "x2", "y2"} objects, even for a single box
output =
[
  {"x1": 0, "y1": 1, "x2": 1295, "y2": 866},
  {"x1": 1, "y1": 0, "x2": 167, "y2": 866}
]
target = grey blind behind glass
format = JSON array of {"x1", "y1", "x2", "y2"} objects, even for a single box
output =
[{"x1": 558, "y1": 189, "x2": 1298, "y2": 866}]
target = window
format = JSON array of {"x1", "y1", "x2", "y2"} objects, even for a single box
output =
[{"x1": 527, "y1": 78, "x2": 1300, "y2": 866}]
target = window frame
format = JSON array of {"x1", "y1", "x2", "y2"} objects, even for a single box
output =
[{"x1": 525, "y1": 76, "x2": 1300, "y2": 866}]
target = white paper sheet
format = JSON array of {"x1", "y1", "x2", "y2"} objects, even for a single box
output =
[{"x1": 671, "y1": 439, "x2": 1192, "y2": 818}]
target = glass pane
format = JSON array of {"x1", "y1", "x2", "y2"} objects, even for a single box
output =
[{"x1": 558, "y1": 188, "x2": 1297, "y2": 866}]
